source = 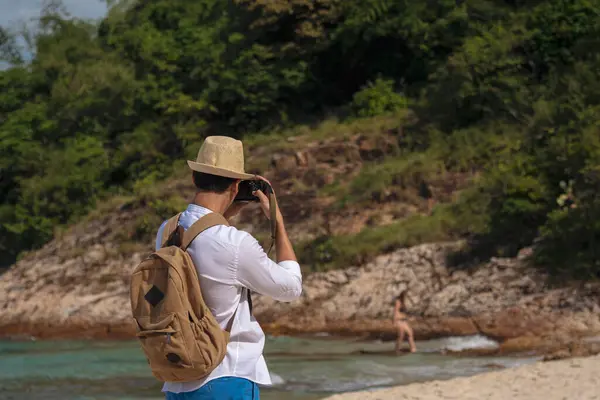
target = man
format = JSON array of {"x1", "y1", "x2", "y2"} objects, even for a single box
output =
[{"x1": 155, "y1": 136, "x2": 302, "y2": 399}]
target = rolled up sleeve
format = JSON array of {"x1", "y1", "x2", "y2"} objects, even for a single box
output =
[{"x1": 235, "y1": 233, "x2": 302, "y2": 302}]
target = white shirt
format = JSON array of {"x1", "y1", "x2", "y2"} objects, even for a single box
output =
[{"x1": 154, "y1": 204, "x2": 302, "y2": 393}]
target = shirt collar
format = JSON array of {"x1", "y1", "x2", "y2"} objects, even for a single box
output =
[{"x1": 186, "y1": 203, "x2": 214, "y2": 216}]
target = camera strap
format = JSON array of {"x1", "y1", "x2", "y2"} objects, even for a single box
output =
[{"x1": 267, "y1": 190, "x2": 278, "y2": 256}]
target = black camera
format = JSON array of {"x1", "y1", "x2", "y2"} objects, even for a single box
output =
[{"x1": 234, "y1": 179, "x2": 272, "y2": 202}]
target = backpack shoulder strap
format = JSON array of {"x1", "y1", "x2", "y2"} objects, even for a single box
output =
[
  {"x1": 161, "y1": 213, "x2": 182, "y2": 248},
  {"x1": 181, "y1": 212, "x2": 230, "y2": 250}
]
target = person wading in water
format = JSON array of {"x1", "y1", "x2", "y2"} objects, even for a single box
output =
[{"x1": 393, "y1": 290, "x2": 416, "y2": 354}]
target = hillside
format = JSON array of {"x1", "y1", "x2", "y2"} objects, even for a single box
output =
[
  {"x1": 1, "y1": 0, "x2": 600, "y2": 359},
  {"x1": 2, "y1": 129, "x2": 600, "y2": 361},
  {"x1": 2, "y1": 0, "x2": 600, "y2": 278}
]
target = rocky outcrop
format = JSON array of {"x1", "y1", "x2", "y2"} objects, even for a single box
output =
[
  {"x1": 0, "y1": 210, "x2": 146, "y2": 338},
  {"x1": 3, "y1": 237, "x2": 599, "y2": 360},
  {"x1": 251, "y1": 242, "x2": 600, "y2": 354}
]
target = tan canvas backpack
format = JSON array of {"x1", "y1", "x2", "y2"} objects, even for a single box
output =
[{"x1": 129, "y1": 212, "x2": 232, "y2": 383}]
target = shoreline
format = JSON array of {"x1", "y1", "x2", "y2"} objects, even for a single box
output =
[
  {"x1": 2, "y1": 319, "x2": 599, "y2": 362},
  {"x1": 0, "y1": 320, "x2": 475, "y2": 342},
  {"x1": 3, "y1": 240, "x2": 599, "y2": 364},
  {"x1": 323, "y1": 354, "x2": 600, "y2": 400}
]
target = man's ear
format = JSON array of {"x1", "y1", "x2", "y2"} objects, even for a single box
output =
[{"x1": 231, "y1": 180, "x2": 241, "y2": 196}]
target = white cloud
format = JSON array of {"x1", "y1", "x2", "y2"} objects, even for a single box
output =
[{"x1": 0, "y1": 0, "x2": 108, "y2": 27}]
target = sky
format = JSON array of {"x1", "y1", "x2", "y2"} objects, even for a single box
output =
[{"x1": 0, "y1": 0, "x2": 108, "y2": 27}]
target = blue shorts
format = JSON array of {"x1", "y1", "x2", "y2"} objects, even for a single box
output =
[{"x1": 165, "y1": 377, "x2": 260, "y2": 400}]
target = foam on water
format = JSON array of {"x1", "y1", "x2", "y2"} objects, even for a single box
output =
[{"x1": 438, "y1": 334, "x2": 500, "y2": 352}]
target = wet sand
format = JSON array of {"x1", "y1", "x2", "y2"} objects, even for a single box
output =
[{"x1": 325, "y1": 354, "x2": 600, "y2": 400}]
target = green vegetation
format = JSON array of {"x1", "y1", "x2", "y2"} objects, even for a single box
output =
[
  {"x1": 351, "y1": 78, "x2": 408, "y2": 118},
  {"x1": 1, "y1": 0, "x2": 600, "y2": 279},
  {"x1": 299, "y1": 206, "x2": 460, "y2": 272},
  {"x1": 334, "y1": 152, "x2": 442, "y2": 206}
]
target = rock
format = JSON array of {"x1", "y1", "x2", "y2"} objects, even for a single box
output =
[
  {"x1": 303, "y1": 167, "x2": 334, "y2": 187},
  {"x1": 356, "y1": 134, "x2": 398, "y2": 161},
  {"x1": 509, "y1": 276, "x2": 537, "y2": 292},
  {"x1": 413, "y1": 317, "x2": 479, "y2": 338},
  {"x1": 295, "y1": 151, "x2": 309, "y2": 167},
  {"x1": 543, "y1": 340, "x2": 600, "y2": 361},
  {"x1": 425, "y1": 284, "x2": 469, "y2": 316},
  {"x1": 543, "y1": 349, "x2": 571, "y2": 361},
  {"x1": 271, "y1": 154, "x2": 298, "y2": 178},
  {"x1": 499, "y1": 336, "x2": 549, "y2": 354},
  {"x1": 517, "y1": 247, "x2": 534, "y2": 260},
  {"x1": 83, "y1": 246, "x2": 107, "y2": 265},
  {"x1": 311, "y1": 142, "x2": 361, "y2": 165}
]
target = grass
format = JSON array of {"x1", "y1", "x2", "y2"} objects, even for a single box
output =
[
  {"x1": 332, "y1": 152, "x2": 445, "y2": 206},
  {"x1": 81, "y1": 194, "x2": 136, "y2": 222},
  {"x1": 117, "y1": 241, "x2": 151, "y2": 255},
  {"x1": 244, "y1": 111, "x2": 411, "y2": 153},
  {"x1": 242, "y1": 112, "x2": 412, "y2": 174},
  {"x1": 297, "y1": 204, "x2": 462, "y2": 272}
]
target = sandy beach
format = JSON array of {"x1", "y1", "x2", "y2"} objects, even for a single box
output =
[{"x1": 324, "y1": 354, "x2": 600, "y2": 400}]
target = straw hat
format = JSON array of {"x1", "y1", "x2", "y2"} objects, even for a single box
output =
[{"x1": 187, "y1": 136, "x2": 255, "y2": 180}]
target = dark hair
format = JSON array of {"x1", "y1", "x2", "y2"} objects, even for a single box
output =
[
  {"x1": 395, "y1": 290, "x2": 408, "y2": 310},
  {"x1": 193, "y1": 171, "x2": 237, "y2": 193}
]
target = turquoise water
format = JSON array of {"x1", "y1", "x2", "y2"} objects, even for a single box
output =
[{"x1": 0, "y1": 335, "x2": 539, "y2": 400}]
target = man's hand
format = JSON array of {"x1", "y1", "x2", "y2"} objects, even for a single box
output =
[
  {"x1": 253, "y1": 176, "x2": 282, "y2": 222},
  {"x1": 224, "y1": 201, "x2": 250, "y2": 221},
  {"x1": 251, "y1": 176, "x2": 296, "y2": 263}
]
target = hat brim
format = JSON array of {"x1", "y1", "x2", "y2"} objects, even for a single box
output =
[{"x1": 187, "y1": 160, "x2": 255, "y2": 180}]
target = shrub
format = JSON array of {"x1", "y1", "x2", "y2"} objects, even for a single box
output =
[
  {"x1": 535, "y1": 206, "x2": 600, "y2": 279},
  {"x1": 351, "y1": 78, "x2": 408, "y2": 118},
  {"x1": 331, "y1": 152, "x2": 443, "y2": 207},
  {"x1": 534, "y1": 168, "x2": 600, "y2": 279},
  {"x1": 132, "y1": 196, "x2": 187, "y2": 241}
]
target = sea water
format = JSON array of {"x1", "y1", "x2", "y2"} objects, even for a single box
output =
[{"x1": 0, "y1": 335, "x2": 539, "y2": 400}]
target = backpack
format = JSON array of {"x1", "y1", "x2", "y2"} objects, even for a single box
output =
[{"x1": 129, "y1": 212, "x2": 232, "y2": 383}]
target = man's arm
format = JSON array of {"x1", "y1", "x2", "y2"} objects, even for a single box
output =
[
  {"x1": 272, "y1": 203, "x2": 297, "y2": 264},
  {"x1": 235, "y1": 175, "x2": 302, "y2": 302},
  {"x1": 235, "y1": 232, "x2": 302, "y2": 302},
  {"x1": 252, "y1": 175, "x2": 297, "y2": 264}
]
